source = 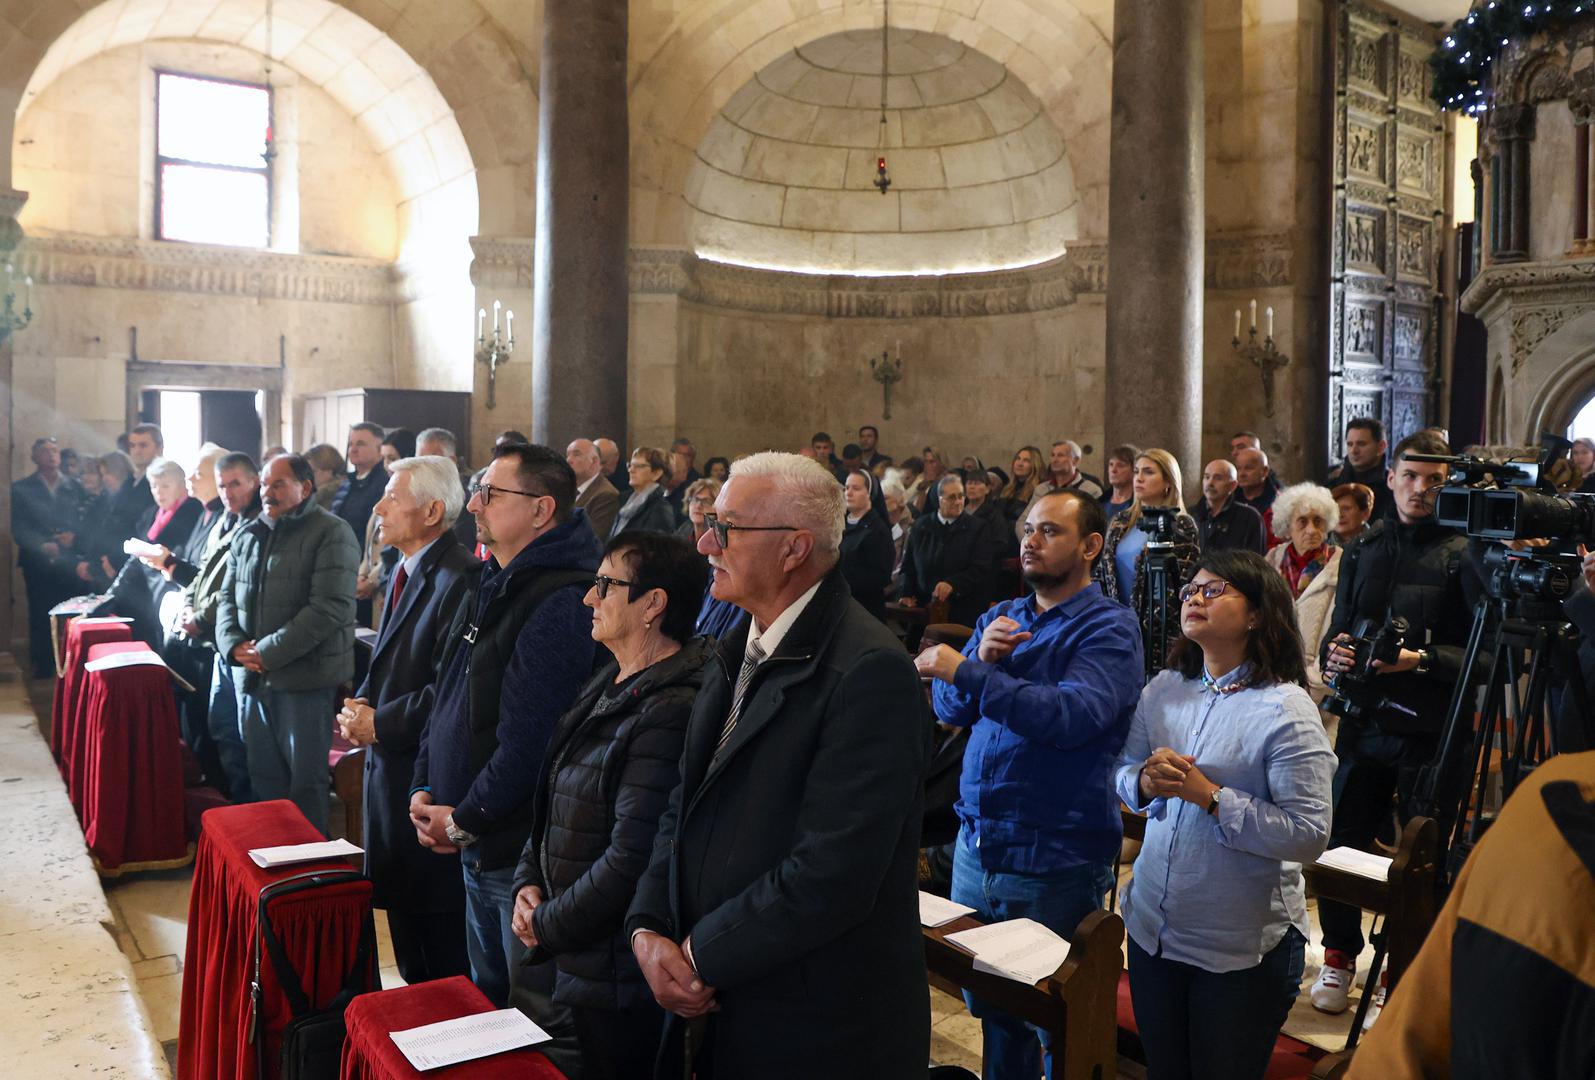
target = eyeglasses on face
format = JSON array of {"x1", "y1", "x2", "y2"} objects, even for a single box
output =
[
  {"x1": 592, "y1": 574, "x2": 639, "y2": 601},
  {"x1": 701, "y1": 512, "x2": 799, "y2": 549},
  {"x1": 469, "y1": 481, "x2": 545, "y2": 507},
  {"x1": 1178, "y1": 580, "x2": 1233, "y2": 604}
]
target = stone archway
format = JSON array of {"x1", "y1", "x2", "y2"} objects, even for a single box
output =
[{"x1": 1515, "y1": 310, "x2": 1595, "y2": 441}]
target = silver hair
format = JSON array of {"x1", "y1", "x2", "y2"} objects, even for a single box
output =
[
  {"x1": 416, "y1": 427, "x2": 458, "y2": 457},
  {"x1": 728, "y1": 451, "x2": 845, "y2": 562},
  {"x1": 1054, "y1": 439, "x2": 1082, "y2": 460},
  {"x1": 1272, "y1": 482, "x2": 1340, "y2": 540},
  {"x1": 146, "y1": 457, "x2": 186, "y2": 486},
  {"x1": 389, "y1": 455, "x2": 466, "y2": 527},
  {"x1": 880, "y1": 474, "x2": 907, "y2": 503}
]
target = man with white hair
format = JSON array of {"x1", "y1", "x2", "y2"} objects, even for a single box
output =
[
  {"x1": 627, "y1": 451, "x2": 932, "y2": 1077},
  {"x1": 338, "y1": 456, "x2": 481, "y2": 984}
]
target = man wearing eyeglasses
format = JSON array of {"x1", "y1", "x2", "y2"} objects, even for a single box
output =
[
  {"x1": 626, "y1": 451, "x2": 932, "y2": 1078},
  {"x1": 409, "y1": 443, "x2": 601, "y2": 1010},
  {"x1": 915, "y1": 489, "x2": 1143, "y2": 1079}
]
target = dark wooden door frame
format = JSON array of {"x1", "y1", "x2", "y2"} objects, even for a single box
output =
[{"x1": 124, "y1": 361, "x2": 283, "y2": 451}]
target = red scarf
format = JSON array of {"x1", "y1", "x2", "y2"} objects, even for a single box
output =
[
  {"x1": 147, "y1": 504, "x2": 178, "y2": 540},
  {"x1": 1283, "y1": 543, "x2": 1329, "y2": 597}
]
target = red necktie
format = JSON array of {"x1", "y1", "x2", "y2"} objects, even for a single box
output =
[{"x1": 389, "y1": 565, "x2": 409, "y2": 613}]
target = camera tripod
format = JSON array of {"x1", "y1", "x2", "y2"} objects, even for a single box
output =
[
  {"x1": 1141, "y1": 541, "x2": 1182, "y2": 680},
  {"x1": 1415, "y1": 587, "x2": 1593, "y2": 885}
]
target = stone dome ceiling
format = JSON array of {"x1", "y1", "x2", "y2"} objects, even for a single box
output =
[{"x1": 685, "y1": 28, "x2": 1078, "y2": 277}]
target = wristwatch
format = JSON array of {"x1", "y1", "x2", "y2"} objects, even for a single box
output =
[
  {"x1": 1205, "y1": 787, "x2": 1223, "y2": 817},
  {"x1": 444, "y1": 814, "x2": 478, "y2": 847},
  {"x1": 1414, "y1": 648, "x2": 1433, "y2": 675}
]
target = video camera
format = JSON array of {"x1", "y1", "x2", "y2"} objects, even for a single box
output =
[
  {"x1": 1411, "y1": 434, "x2": 1594, "y2": 543},
  {"x1": 1136, "y1": 505, "x2": 1180, "y2": 544},
  {"x1": 1324, "y1": 614, "x2": 1416, "y2": 723}
]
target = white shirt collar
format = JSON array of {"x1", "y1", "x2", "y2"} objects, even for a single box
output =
[
  {"x1": 746, "y1": 579, "x2": 823, "y2": 662},
  {"x1": 400, "y1": 534, "x2": 441, "y2": 579},
  {"x1": 576, "y1": 474, "x2": 597, "y2": 497}
]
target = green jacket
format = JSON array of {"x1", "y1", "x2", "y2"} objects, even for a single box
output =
[
  {"x1": 184, "y1": 512, "x2": 255, "y2": 641},
  {"x1": 216, "y1": 498, "x2": 358, "y2": 692}
]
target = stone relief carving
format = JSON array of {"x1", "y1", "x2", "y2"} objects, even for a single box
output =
[
  {"x1": 1205, "y1": 232, "x2": 1294, "y2": 289},
  {"x1": 1394, "y1": 312, "x2": 1425, "y2": 364},
  {"x1": 1349, "y1": 32, "x2": 1382, "y2": 87},
  {"x1": 1395, "y1": 135, "x2": 1431, "y2": 193},
  {"x1": 15, "y1": 231, "x2": 395, "y2": 305},
  {"x1": 1398, "y1": 52, "x2": 1430, "y2": 103},
  {"x1": 1509, "y1": 307, "x2": 1588, "y2": 372}
]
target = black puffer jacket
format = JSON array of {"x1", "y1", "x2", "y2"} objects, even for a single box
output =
[
  {"x1": 512, "y1": 636, "x2": 711, "y2": 1009},
  {"x1": 1320, "y1": 518, "x2": 1475, "y2": 735}
]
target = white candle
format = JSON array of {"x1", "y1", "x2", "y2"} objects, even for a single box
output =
[
  {"x1": 477, "y1": 308, "x2": 486, "y2": 341},
  {"x1": 493, "y1": 299, "x2": 501, "y2": 334},
  {"x1": 1233, "y1": 309, "x2": 1241, "y2": 339},
  {"x1": 505, "y1": 310, "x2": 514, "y2": 347},
  {"x1": 1249, "y1": 299, "x2": 1257, "y2": 332},
  {"x1": 23, "y1": 276, "x2": 31, "y2": 310},
  {"x1": 1265, "y1": 306, "x2": 1274, "y2": 340}
]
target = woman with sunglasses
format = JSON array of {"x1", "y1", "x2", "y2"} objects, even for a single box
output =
[
  {"x1": 1114, "y1": 549, "x2": 1335, "y2": 1080},
  {"x1": 510, "y1": 530, "x2": 710, "y2": 1078}
]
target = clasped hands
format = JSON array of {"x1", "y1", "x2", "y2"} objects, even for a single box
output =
[
  {"x1": 230, "y1": 640, "x2": 266, "y2": 672},
  {"x1": 1138, "y1": 747, "x2": 1219, "y2": 808},
  {"x1": 337, "y1": 697, "x2": 378, "y2": 746},
  {"x1": 632, "y1": 929, "x2": 718, "y2": 1019},
  {"x1": 407, "y1": 791, "x2": 458, "y2": 855}
]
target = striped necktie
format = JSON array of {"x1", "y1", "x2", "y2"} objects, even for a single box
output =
[{"x1": 715, "y1": 638, "x2": 766, "y2": 758}]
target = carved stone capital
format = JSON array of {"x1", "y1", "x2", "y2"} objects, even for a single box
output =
[
  {"x1": 0, "y1": 188, "x2": 27, "y2": 256},
  {"x1": 468, "y1": 236, "x2": 533, "y2": 289}
]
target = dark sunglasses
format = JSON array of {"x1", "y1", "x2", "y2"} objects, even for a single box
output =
[
  {"x1": 1178, "y1": 580, "x2": 1233, "y2": 604},
  {"x1": 593, "y1": 574, "x2": 639, "y2": 601},
  {"x1": 701, "y1": 512, "x2": 798, "y2": 548}
]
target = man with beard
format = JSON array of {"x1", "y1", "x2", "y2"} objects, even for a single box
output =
[{"x1": 916, "y1": 489, "x2": 1143, "y2": 1080}]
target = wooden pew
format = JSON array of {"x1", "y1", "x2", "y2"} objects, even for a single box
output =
[{"x1": 924, "y1": 908, "x2": 1124, "y2": 1080}]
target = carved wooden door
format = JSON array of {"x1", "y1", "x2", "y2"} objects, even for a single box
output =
[{"x1": 1331, "y1": 4, "x2": 1445, "y2": 460}]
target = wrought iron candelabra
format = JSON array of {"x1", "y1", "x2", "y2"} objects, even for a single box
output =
[
  {"x1": 1, "y1": 261, "x2": 32, "y2": 345},
  {"x1": 1231, "y1": 300, "x2": 1290, "y2": 418},
  {"x1": 476, "y1": 299, "x2": 514, "y2": 409},
  {"x1": 870, "y1": 347, "x2": 904, "y2": 420}
]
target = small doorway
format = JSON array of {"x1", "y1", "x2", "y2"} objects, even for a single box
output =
[{"x1": 138, "y1": 388, "x2": 264, "y2": 463}]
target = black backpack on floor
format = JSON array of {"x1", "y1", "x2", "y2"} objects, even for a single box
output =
[{"x1": 249, "y1": 868, "x2": 378, "y2": 1080}]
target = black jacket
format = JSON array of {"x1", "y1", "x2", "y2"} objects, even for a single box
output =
[
  {"x1": 626, "y1": 569, "x2": 932, "y2": 1078},
  {"x1": 1193, "y1": 497, "x2": 1268, "y2": 555},
  {"x1": 107, "y1": 497, "x2": 204, "y2": 645},
  {"x1": 838, "y1": 511, "x2": 894, "y2": 620},
  {"x1": 900, "y1": 512, "x2": 997, "y2": 627},
  {"x1": 1321, "y1": 518, "x2": 1475, "y2": 735},
  {"x1": 610, "y1": 485, "x2": 679, "y2": 539},
  {"x1": 357, "y1": 531, "x2": 481, "y2": 912},
  {"x1": 332, "y1": 465, "x2": 388, "y2": 542},
  {"x1": 10, "y1": 472, "x2": 84, "y2": 568},
  {"x1": 98, "y1": 477, "x2": 155, "y2": 572},
  {"x1": 512, "y1": 639, "x2": 711, "y2": 1010},
  {"x1": 1326, "y1": 459, "x2": 1395, "y2": 522}
]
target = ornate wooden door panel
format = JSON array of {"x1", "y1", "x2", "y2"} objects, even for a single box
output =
[{"x1": 1331, "y1": 3, "x2": 1445, "y2": 460}]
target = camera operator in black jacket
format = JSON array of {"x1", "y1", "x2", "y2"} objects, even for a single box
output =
[{"x1": 1310, "y1": 431, "x2": 1478, "y2": 1018}]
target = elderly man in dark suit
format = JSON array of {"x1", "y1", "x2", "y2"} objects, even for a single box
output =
[
  {"x1": 626, "y1": 451, "x2": 931, "y2": 1079},
  {"x1": 566, "y1": 438, "x2": 620, "y2": 542},
  {"x1": 338, "y1": 455, "x2": 481, "y2": 984}
]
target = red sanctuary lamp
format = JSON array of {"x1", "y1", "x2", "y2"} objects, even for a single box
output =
[{"x1": 874, "y1": 155, "x2": 891, "y2": 194}]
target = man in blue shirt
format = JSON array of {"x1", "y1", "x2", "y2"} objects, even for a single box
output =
[{"x1": 917, "y1": 489, "x2": 1143, "y2": 1080}]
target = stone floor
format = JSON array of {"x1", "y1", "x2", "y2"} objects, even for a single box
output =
[{"x1": 8, "y1": 668, "x2": 1380, "y2": 1077}]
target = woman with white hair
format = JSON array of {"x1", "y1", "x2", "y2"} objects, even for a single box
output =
[
  {"x1": 107, "y1": 456, "x2": 203, "y2": 645},
  {"x1": 1265, "y1": 482, "x2": 1342, "y2": 704}
]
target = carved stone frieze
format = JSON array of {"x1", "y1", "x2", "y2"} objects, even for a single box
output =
[
  {"x1": 1204, "y1": 232, "x2": 1294, "y2": 289},
  {"x1": 14, "y1": 230, "x2": 396, "y2": 305},
  {"x1": 1461, "y1": 257, "x2": 1595, "y2": 372},
  {"x1": 468, "y1": 236, "x2": 533, "y2": 289},
  {"x1": 630, "y1": 248, "x2": 691, "y2": 295}
]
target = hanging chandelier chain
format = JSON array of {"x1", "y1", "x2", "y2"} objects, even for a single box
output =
[{"x1": 880, "y1": 0, "x2": 889, "y2": 120}]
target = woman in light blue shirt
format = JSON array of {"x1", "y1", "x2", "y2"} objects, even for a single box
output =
[{"x1": 1114, "y1": 549, "x2": 1335, "y2": 1080}]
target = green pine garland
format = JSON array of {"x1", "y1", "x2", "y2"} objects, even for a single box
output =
[{"x1": 1429, "y1": 2, "x2": 1595, "y2": 112}]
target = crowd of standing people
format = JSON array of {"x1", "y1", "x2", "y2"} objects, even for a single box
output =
[{"x1": 11, "y1": 414, "x2": 1589, "y2": 1080}]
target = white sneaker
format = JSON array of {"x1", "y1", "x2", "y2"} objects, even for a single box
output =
[
  {"x1": 1361, "y1": 976, "x2": 1387, "y2": 1031},
  {"x1": 1310, "y1": 950, "x2": 1355, "y2": 1014}
]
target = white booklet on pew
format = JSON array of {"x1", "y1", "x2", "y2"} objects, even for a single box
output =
[
  {"x1": 919, "y1": 891, "x2": 975, "y2": 928},
  {"x1": 122, "y1": 538, "x2": 166, "y2": 559},
  {"x1": 247, "y1": 838, "x2": 364, "y2": 868},
  {"x1": 82, "y1": 648, "x2": 198, "y2": 693},
  {"x1": 1313, "y1": 847, "x2": 1393, "y2": 882},
  {"x1": 390, "y1": 1008, "x2": 551, "y2": 1071},
  {"x1": 945, "y1": 918, "x2": 1071, "y2": 985}
]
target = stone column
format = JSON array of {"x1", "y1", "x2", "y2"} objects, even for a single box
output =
[
  {"x1": 1105, "y1": 0, "x2": 1204, "y2": 481},
  {"x1": 531, "y1": 0, "x2": 630, "y2": 450}
]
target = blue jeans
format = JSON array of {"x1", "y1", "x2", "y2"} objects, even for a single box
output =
[
  {"x1": 1127, "y1": 927, "x2": 1306, "y2": 1080},
  {"x1": 949, "y1": 826, "x2": 1114, "y2": 1080},
  {"x1": 236, "y1": 682, "x2": 334, "y2": 835},
  {"x1": 462, "y1": 860, "x2": 518, "y2": 1008},
  {"x1": 209, "y1": 655, "x2": 252, "y2": 802}
]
